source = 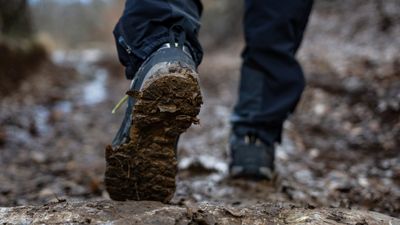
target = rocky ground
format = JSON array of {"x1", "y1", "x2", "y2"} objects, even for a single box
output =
[
  {"x1": 1, "y1": 200, "x2": 399, "y2": 224},
  {"x1": 0, "y1": 0, "x2": 399, "y2": 223}
]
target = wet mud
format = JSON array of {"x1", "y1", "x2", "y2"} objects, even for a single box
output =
[{"x1": 0, "y1": 46, "x2": 399, "y2": 218}]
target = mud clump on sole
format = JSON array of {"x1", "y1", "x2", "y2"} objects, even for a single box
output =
[{"x1": 105, "y1": 66, "x2": 202, "y2": 203}]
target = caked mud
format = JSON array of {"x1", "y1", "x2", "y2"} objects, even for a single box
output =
[{"x1": 105, "y1": 65, "x2": 202, "y2": 202}]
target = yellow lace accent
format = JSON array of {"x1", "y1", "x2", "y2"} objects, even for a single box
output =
[{"x1": 111, "y1": 95, "x2": 129, "y2": 114}]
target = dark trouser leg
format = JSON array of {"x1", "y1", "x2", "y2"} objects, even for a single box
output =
[
  {"x1": 114, "y1": 0, "x2": 203, "y2": 79},
  {"x1": 231, "y1": 0, "x2": 313, "y2": 145}
]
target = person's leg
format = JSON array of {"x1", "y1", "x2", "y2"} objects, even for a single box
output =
[
  {"x1": 114, "y1": 0, "x2": 203, "y2": 80},
  {"x1": 230, "y1": 0, "x2": 313, "y2": 178},
  {"x1": 106, "y1": 0, "x2": 204, "y2": 202},
  {"x1": 232, "y1": 0, "x2": 313, "y2": 145}
]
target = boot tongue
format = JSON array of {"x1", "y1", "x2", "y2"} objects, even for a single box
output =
[{"x1": 246, "y1": 133, "x2": 258, "y2": 145}]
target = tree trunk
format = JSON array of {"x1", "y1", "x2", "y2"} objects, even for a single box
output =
[
  {"x1": 0, "y1": 0, "x2": 47, "y2": 97},
  {"x1": 0, "y1": 0, "x2": 33, "y2": 39}
]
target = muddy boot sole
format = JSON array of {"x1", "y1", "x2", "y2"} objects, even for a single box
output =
[{"x1": 105, "y1": 65, "x2": 202, "y2": 203}]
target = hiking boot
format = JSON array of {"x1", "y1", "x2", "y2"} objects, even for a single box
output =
[
  {"x1": 229, "y1": 133, "x2": 275, "y2": 180},
  {"x1": 105, "y1": 42, "x2": 202, "y2": 203}
]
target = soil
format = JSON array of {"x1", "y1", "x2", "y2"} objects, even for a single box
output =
[
  {"x1": 1, "y1": 200, "x2": 399, "y2": 225},
  {"x1": 0, "y1": 0, "x2": 399, "y2": 222}
]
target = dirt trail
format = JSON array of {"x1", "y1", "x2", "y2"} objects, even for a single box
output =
[
  {"x1": 1, "y1": 200, "x2": 399, "y2": 225},
  {"x1": 0, "y1": 0, "x2": 399, "y2": 221},
  {"x1": 0, "y1": 44, "x2": 398, "y2": 219}
]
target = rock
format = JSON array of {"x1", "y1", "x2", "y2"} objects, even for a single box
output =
[{"x1": 0, "y1": 200, "x2": 399, "y2": 225}]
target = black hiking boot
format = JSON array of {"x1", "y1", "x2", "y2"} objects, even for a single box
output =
[
  {"x1": 229, "y1": 133, "x2": 275, "y2": 180},
  {"x1": 105, "y1": 42, "x2": 202, "y2": 203}
]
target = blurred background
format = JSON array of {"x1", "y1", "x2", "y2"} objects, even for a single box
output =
[{"x1": 0, "y1": 0, "x2": 399, "y2": 217}]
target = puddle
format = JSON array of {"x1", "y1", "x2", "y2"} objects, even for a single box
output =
[
  {"x1": 51, "y1": 49, "x2": 104, "y2": 67},
  {"x1": 82, "y1": 69, "x2": 108, "y2": 105},
  {"x1": 33, "y1": 106, "x2": 51, "y2": 135},
  {"x1": 53, "y1": 101, "x2": 73, "y2": 114},
  {"x1": 51, "y1": 49, "x2": 109, "y2": 105}
]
